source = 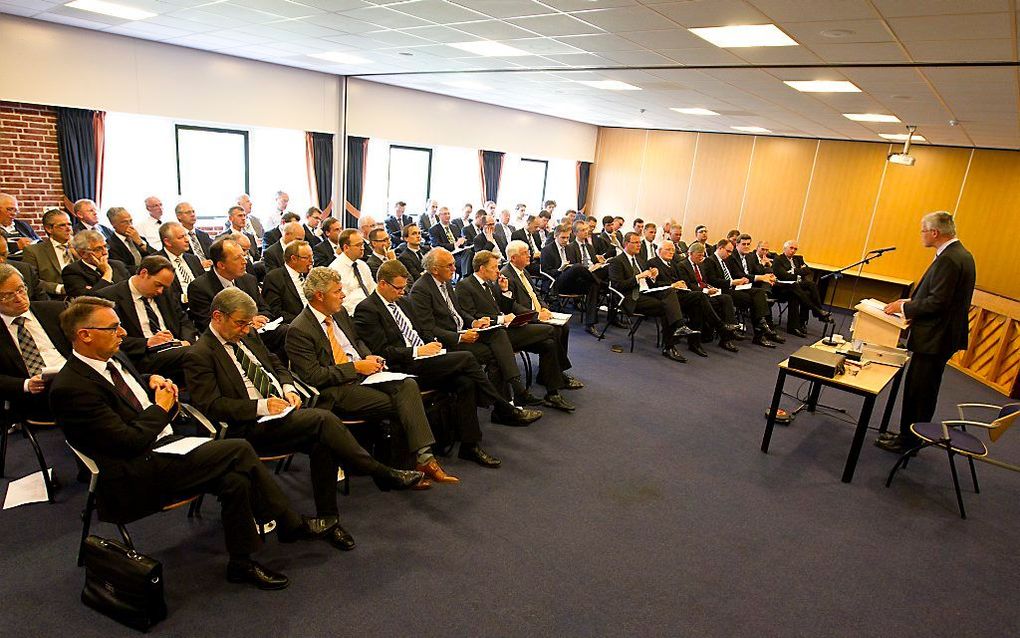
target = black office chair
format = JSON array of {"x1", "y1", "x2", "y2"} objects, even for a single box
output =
[
  {"x1": 1, "y1": 400, "x2": 58, "y2": 503},
  {"x1": 597, "y1": 284, "x2": 660, "y2": 352}
]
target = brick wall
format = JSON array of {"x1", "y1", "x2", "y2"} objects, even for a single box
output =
[{"x1": 0, "y1": 101, "x2": 64, "y2": 234}]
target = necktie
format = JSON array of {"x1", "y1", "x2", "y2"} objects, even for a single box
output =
[
  {"x1": 558, "y1": 245, "x2": 568, "y2": 269},
  {"x1": 106, "y1": 362, "x2": 143, "y2": 412},
  {"x1": 444, "y1": 225, "x2": 455, "y2": 244},
  {"x1": 351, "y1": 263, "x2": 370, "y2": 296},
  {"x1": 12, "y1": 316, "x2": 44, "y2": 376},
  {"x1": 322, "y1": 316, "x2": 349, "y2": 365},
  {"x1": 694, "y1": 264, "x2": 705, "y2": 288},
  {"x1": 579, "y1": 244, "x2": 591, "y2": 267},
  {"x1": 174, "y1": 256, "x2": 194, "y2": 286},
  {"x1": 631, "y1": 257, "x2": 648, "y2": 294},
  {"x1": 519, "y1": 271, "x2": 541, "y2": 311},
  {"x1": 125, "y1": 237, "x2": 141, "y2": 265},
  {"x1": 229, "y1": 342, "x2": 278, "y2": 398},
  {"x1": 141, "y1": 297, "x2": 164, "y2": 335},
  {"x1": 719, "y1": 257, "x2": 732, "y2": 282},
  {"x1": 527, "y1": 233, "x2": 537, "y2": 253},
  {"x1": 58, "y1": 243, "x2": 71, "y2": 267},
  {"x1": 388, "y1": 303, "x2": 425, "y2": 347},
  {"x1": 188, "y1": 231, "x2": 206, "y2": 259},
  {"x1": 440, "y1": 282, "x2": 464, "y2": 331}
]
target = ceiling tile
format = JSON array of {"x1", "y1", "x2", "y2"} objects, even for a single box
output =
[
  {"x1": 234, "y1": 0, "x2": 324, "y2": 18},
  {"x1": 617, "y1": 28, "x2": 705, "y2": 49},
  {"x1": 747, "y1": 0, "x2": 877, "y2": 22},
  {"x1": 555, "y1": 33, "x2": 649, "y2": 52},
  {"x1": 395, "y1": 0, "x2": 488, "y2": 22},
  {"x1": 502, "y1": 36, "x2": 584, "y2": 54},
  {"x1": 873, "y1": 0, "x2": 1009, "y2": 18},
  {"x1": 807, "y1": 42, "x2": 908, "y2": 63},
  {"x1": 312, "y1": 14, "x2": 382, "y2": 32},
  {"x1": 541, "y1": 0, "x2": 638, "y2": 9},
  {"x1": 170, "y1": 9, "x2": 258, "y2": 28},
  {"x1": 779, "y1": 19, "x2": 893, "y2": 44},
  {"x1": 340, "y1": 6, "x2": 434, "y2": 27},
  {"x1": 360, "y1": 28, "x2": 434, "y2": 45},
  {"x1": 401, "y1": 24, "x2": 477, "y2": 41},
  {"x1": 658, "y1": 47, "x2": 747, "y2": 65},
  {"x1": 293, "y1": 0, "x2": 373, "y2": 10},
  {"x1": 450, "y1": 19, "x2": 539, "y2": 39},
  {"x1": 903, "y1": 38, "x2": 1015, "y2": 63},
  {"x1": 649, "y1": 0, "x2": 769, "y2": 28},
  {"x1": 597, "y1": 49, "x2": 675, "y2": 65},
  {"x1": 886, "y1": 13, "x2": 1013, "y2": 41},
  {"x1": 508, "y1": 13, "x2": 604, "y2": 36},
  {"x1": 195, "y1": 2, "x2": 285, "y2": 22},
  {"x1": 570, "y1": 6, "x2": 680, "y2": 31},
  {"x1": 268, "y1": 17, "x2": 349, "y2": 37},
  {"x1": 447, "y1": 0, "x2": 555, "y2": 19}
]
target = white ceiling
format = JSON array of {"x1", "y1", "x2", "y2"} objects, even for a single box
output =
[{"x1": 4, "y1": 0, "x2": 1020, "y2": 148}]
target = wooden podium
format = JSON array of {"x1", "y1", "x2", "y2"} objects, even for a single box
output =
[{"x1": 851, "y1": 299, "x2": 909, "y2": 347}]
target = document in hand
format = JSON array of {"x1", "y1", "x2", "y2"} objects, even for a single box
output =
[
  {"x1": 152, "y1": 437, "x2": 211, "y2": 456},
  {"x1": 257, "y1": 404, "x2": 295, "y2": 423},
  {"x1": 542, "y1": 311, "x2": 572, "y2": 326},
  {"x1": 508, "y1": 311, "x2": 539, "y2": 327},
  {"x1": 459, "y1": 324, "x2": 504, "y2": 333},
  {"x1": 362, "y1": 371, "x2": 414, "y2": 385},
  {"x1": 257, "y1": 317, "x2": 284, "y2": 333},
  {"x1": 734, "y1": 283, "x2": 752, "y2": 290},
  {"x1": 641, "y1": 285, "x2": 673, "y2": 294},
  {"x1": 414, "y1": 348, "x2": 447, "y2": 360}
]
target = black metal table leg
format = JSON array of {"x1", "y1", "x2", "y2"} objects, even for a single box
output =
[
  {"x1": 806, "y1": 382, "x2": 822, "y2": 412},
  {"x1": 842, "y1": 395, "x2": 876, "y2": 483},
  {"x1": 878, "y1": 365, "x2": 905, "y2": 434},
  {"x1": 762, "y1": 369, "x2": 787, "y2": 453}
]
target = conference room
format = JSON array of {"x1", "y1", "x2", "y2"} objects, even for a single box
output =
[{"x1": 1, "y1": 1, "x2": 1018, "y2": 635}]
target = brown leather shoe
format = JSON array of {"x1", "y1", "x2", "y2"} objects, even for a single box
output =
[
  {"x1": 412, "y1": 478, "x2": 433, "y2": 491},
  {"x1": 416, "y1": 458, "x2": 460, "y2": 484}
]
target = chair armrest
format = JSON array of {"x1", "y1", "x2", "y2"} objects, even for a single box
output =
[
  {"x1": 607, "y1": 284, "x2": 625, "y2": 303},
  {"x1": 957, "y1": 403, "x2": 1003, "y2": 420},
  {"x1": 942, "y1": 419, "x2": 996, "y2": 429},
  {"x1": 66, "y1": 442, "x2": 99, "y2": 491},
  {"x1": 540, "y1": 270, "x2": 556, "y2": 284},
  {"x1": 290, "y1": 375, "x2": 320, "y2": 409},
  {"x1": 180, "y1": 402, "x2": 218, "y2": 437}
]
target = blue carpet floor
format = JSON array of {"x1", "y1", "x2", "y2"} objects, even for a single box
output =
[{"x1": 1, "y1": 318, "x2": 1018, "y2": 637}]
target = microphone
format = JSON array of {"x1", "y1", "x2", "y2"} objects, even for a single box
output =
[{"x1": 869, "y1": 246, "x2": 896, "y2": 254}]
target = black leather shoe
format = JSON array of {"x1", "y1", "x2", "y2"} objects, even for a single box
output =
[
  {"x1": 227, "y1": 560, "x2": 289, "y2": 590},
  {"x1": 818, "y1": 311, "x2": 835, "y2": 323},
  {"x1": 752, "y1": 335, "x2": 777, "y2": 348},
  {"x1": 790, "y1": 327, "x2": 808, "y2": 338},
  {"x1": 673, "y1": 325, "x2": 699, "y2": 338},
  {"x1": 278, "y1": 515, "x2": 337, "y2": 543},
  {"x1": 515, "y1": 391, "x2": 544, "y2": 406},
  {"x1": 562, "y1": 376, "x2": 584, "y2": 390},
  {"x1": 610, "y1": 318, "x2": 628, "y2": 329},
  {"x1": 730, "y1": 329, "x2": 747, "y2": 341},
  {"x1": 688, "y1": 343, "x2": 709, "y2": 357},
  {"x1": 459, "y1": 444, "x2": 502, "y2": 468},
  {"x1": 492, "y1": 407, "x2": 542, "y2": 426},
  {"x1": 584, "y1": 324, "x2": 601, "y2": 337},
  {"x1": 766, "y1": 331, "x2": 786, "y2": 344},
  {"x1": 662, "y1": 346, "x2": 688, "y2": 363},
  {"x1": 718, "y1": 340, "x2": 739, "y2": 353},
  {"x1": 372, "y1": 468, "x2": 425, "y2": 492},
  {"x1": 543, "y1": 393, "x2": 576, "y2": 412},
  {"x1": 874, "y1": 434, "x2": 920, "y2": 454},
  {"x1": 328, "y1": 525, "x2": 356, "y2": 551},
  {"x1": 722, "y1": 323, "x2": 741, "y2": 333}
]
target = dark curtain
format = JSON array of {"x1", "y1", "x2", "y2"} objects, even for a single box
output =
[
  {"x1": 345, "y1": 136, "x2": 368, "y2": 228},
  {"x1": 56, "y1": 107, "x2": 101, "y2": 211},
  {"x1": 576, "y1": 161, "x2": 592, "y2": 213},
  {"x1": 309, "y1": 132, "x2": 334, "y2": 216},
  {"x1": 478, "y1": 150, "x2": 505, "y2": 202}
]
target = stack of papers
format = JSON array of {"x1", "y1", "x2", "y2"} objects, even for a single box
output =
[{"x1": 734, "y1": 283, "x2": 752, "y2": 290}]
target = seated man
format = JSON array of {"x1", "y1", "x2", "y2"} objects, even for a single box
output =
[
  {"x1": 355, "y1": 259, "x2": 541, "y2": 430},
  {"x1": 95, "y1": 255, "x2": 197, "y2": 380},
  {"x1": 385, "y1": 201, "x2": 414, "y2": 246},
  {"x1": 648, "y1": 241, "x2": 740, "y2": 356},
  {"x1": 105, "y1": 206, "x2": 155, "y2": 270},
  {"x1": 62, "y1": 230, "x2": 130, "y2": 297},
  {"x1": 607, "y1": 232, "x2": 695, "y2": 363},
  {"x1": 260, "y1": 212, "x2": 301, "y2": 249},
  {"x1": 541, "y1": 224, "x2": 601, "y2": 335},
  {"x1": 51, "y1": 296, "x2": 332, "y2": 590},
  {"x1": 288, "y1": 267, "x2": 492, "y2": 474},
  {"x1": 773, "y1": 240, "x2": 833, "y2": 328},
  {"x1": 459, "y1": 250, "x2": 577, "y2": 412},
  {"x1": 597, "y1": 215, "x2": 622, "y2": 258},
  {"x1": 263, "y1": 240, "x2": 313, "y2": 324},
  {"x1": 22, "y1": 208, "x2": 75, "y2": 298},
  {"x1": 638, "y1": 222, "x2": 659, "y2": 266},
  {"x1": 158, "y1": 221, "x2": 205, "y2": 307},
  {"x1": 728, "y1": 233, "x2": 805, "y2": 338},
  {"x1": 472, "y1": 214, "x2": 505, "y2": 262},
  {"x1": 0, "y1": 233, "x2": 47, "y2": 301},
  {"x1": 216, "y1": 205, "x2": 262, "y2": 261},
  {"x1": 185, "y1": 289, "x2": 424, "y2": 550},
  {"x1": 313, "y1": 216, "x2": 343, "y2": 268},
  {"x1": 330, "y1": 229, "x2": 376, "y2": 315},
  {"x1": 0, "y1": 265, "x2": 70, "y2": 420},
  {"x1": 510, "y1": 216, "x2": 543, "y2": 276},
  {"x1": 365, "y1": 227, "x2": 396, "y2": 279},
  {"x1": 701, "y1": 239, "x2": 782, "y2": 348},
  {"x1": 0, "y1": 193, "x2": 40, "y2": 256},
  {"x1": 174, "y1": 202, "x2": 213, "y2": 264},
  {"x1": 302, "y1": 207, "x2": 323, "y2": 247},
  {"x1": 261, "y1": 220, "x2": 305, "y2": 274},
  {"x1": 428, "y1": 207, "x2": 466, "y2": 253},
  {"x1": 396, "y1": 224, "x2": 426, "y2": 281}
]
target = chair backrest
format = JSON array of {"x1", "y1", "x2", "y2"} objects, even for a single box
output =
[
  {"x1": 989, "y1": 404, "x2": 1020, "y2": 442},
  {"x1": 66, "y1": 442, "x2": 99, "y2": 491}
]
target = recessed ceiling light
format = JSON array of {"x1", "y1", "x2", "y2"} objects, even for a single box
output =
[
  {"x1": 880, "y1": 133, "x2": 926, "y2": 142},
  {"x1": 784, "y1": 80, "x2": 861, "y2": 93},
  {"x1": 732, "y1": 126, "x2": 771, "y2": 133},
  {"x1": 820, "y1": 29, "x2": 855, "y2": 38},
  {"x1": 577, "y1": 80, "x2": 641, "y2": 91},
  {"x1": 688, "y1": 24, "x2": 798, "y2": 48},
  {"x1": 449, "y1": 41, "x2": 529, "y2": 57},
  {"x1": 65, "y1": 0, "x2": 155, "y2": 20},
  {"x1": 844, "y1": 113, "x2": 901, "y2": 123},
  {"x1": 308, "y1": 52, "x2": 371, "y2": 65},
  {"x1": 671, "y1": 107, "x2": 719, "y2": 116}
]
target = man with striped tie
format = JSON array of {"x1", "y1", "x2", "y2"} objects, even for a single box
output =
[{"x1": 158, "y1": 221, "x2": 204, "y2": 307}]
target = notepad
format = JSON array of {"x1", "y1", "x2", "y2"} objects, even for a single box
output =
[
  {"x1": 642, "y1": 285, "x2": 673, "y2": 294},
  {"x1": 362, "y1": 371, "x2": 414, "y2": 385},
  {"x1": 257, "y1": 405, "x2": 295, "y2": 423},
  {"x1": 541, "y1": 311, "x2": 572, "y2": 326},
  {"x1": 152, "y1": 436, "x2": 211, "y2": 456},
  {"x1": 734, "y1": 283, "x2": 752, "y2": 290}
]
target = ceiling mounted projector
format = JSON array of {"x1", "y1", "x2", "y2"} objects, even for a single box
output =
[{"x1": 887, "y1": 125, "x2": 918, "y2": 166}]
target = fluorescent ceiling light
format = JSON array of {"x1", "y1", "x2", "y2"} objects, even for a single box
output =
[
  {"x1": 443, "y1": 79, "x2": 490, "y2": 91},
  {"x1": 65, "y1": 0, "x2": 156, "y2": 20},
  {"x1": 671, "y1": 107, "x2": 719, "y2": 116},
  {"x1": 577, "y1": 80, "x2": 642, "y2": 91},
  {"x1": 784, "y1": 80, "x2": 861, "y2": 93},
  {"x1": 449, "y1": 41, "x2": 529, "y2": 57},
  {"x1": 689, "y1": 24, "x2": 798, "y2": 48},
  {"x1": 308, "y1": 52, "x2": 371, "y2": 65},
  {"x1": 880, "y1": 133, "x2": 926, "y2": 142},
  {"x1": 844, "y1": 113, "x2": 901, "y2": 123},
  {"x1": 732, "y1": 126, "x2": 771, "y2": 133}
]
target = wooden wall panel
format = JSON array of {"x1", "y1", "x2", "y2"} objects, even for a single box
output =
[
  {"x1": 682, "y1": 133, "x2": 754, "y2": 237},
  {"x1": 589, "y1": 128, "x2": 647, "y2": 218},
  {"x1": 634, "y1": 130, "x2": 698, "y2": 226},
  {"x1": 798, "y1": 140, "x2": 888, "y2": 267},
  {"x1": 864, "y1": 145, "x2": 972, "y2": 280},
  {"x1": 955, "y1": 149, "x2": 1020, "y2": 301},
  {"x1": 739, "y1": 137, "x2": 817, "y2": 246}
]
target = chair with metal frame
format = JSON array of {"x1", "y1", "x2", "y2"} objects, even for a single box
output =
[
  {"x1": 886, "y1": 402, "x2": 1020, "y2": 519},
  {"x1": 538, "y1": 270, "x2": 584, "y2": 314},
  {"x1": 1, "y1": 401, "x2": 58, "y2": 503},
  {"x1": 596, "y1": 284, "x2": 660, "y2": 352}
]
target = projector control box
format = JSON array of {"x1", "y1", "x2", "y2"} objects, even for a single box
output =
[{"x1": 788, "y1": 346, "x2": 846, "y2": 378}]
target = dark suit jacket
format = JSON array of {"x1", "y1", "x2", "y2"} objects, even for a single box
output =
[
  {"x1": 302, "y1": 225, "x2": 322, "y2": 247},
  {"x1": 409, "y1": 273, "x2": 473, "y2": 349},
  {"x1": 21, "y1": 239, "x2": 68, "y2": 296},
  {"x1": 262, "y1": 227, "x2": 282, "y2": 249},
  {"x1": 540, "y1": 241, "x2": 581, "y2": 279},
  {"x1": 472, "y1": 233, "x2": 501, "y2": 256},
  {"x1": 677, "y1": 259, "x2": 711, "y2": 291},
  {"x1": 462, "y1": 223, "x2": 481, "y2": 246},
  {"x1": 159, "y1": 249, "x2": 204, "y2": 305},
  {"x1": 903, "y1": 240, "x2": 976, "y2": 356},
  {"x1": 428, "y1": 223, "x2": 459, "y2": 252},
  {"x1": 397, "y1": 245, "x2": 425, "y2": 281},
  {"x1": 607, "y1": 253, "x2": 648, "y2": 312},
  {"x1": 185, "y1": 330, "x2": 293, "y2": 436},
  {"x1": 50, "y1": 352, "x2": 172, "y2": 522},
  {"x1": 8, "y1": 259, "x2": 48, "y2": 301},
  {"x1": 353, "y1": 293, "x2": 428, "y2": 367},
  {"x1": 456, "y1": 273, "x2": 515, "y2": 321},
  {"x1": 96, "y1": 280, "x2": 198, "y2": 360},
  {"x1": 573, "y1": 239, "x2": 599, "y2": 266},
  {"x1": 451, "y1": 217, "x2": 467, "y2": 237},
  {"x1": 285, "y1": 307, "x2": 367, "y2": 411},
  {"x1": 262, "y1": 266, "x2": 306, "y2": 324},
  {"x1": 215, "y1": 229, "x2": 261, "y2": 260},
  {"x1": 647, "y1": 256, "x2": 684, "y2": 287},
  {"x1": 772, "y1": 253, "x2": 811, "y2": 282},
  {"x1": 2, "y1": 219, "x2": 40, "y2": 253},
  {"x1": 106, "y1": 231, "x2": 154, "y2": 269},
  {"x1": 510, "y1": 228, "x2": 540, "y2": 255},
  {"x1": 701, "y1": 253, "x2": 737, "y2": 290},
  {"x1": 365, "y1": 253, "x2": 386, "y2": 280},
  {"x1": 596, "y1": 231, "x2": 619, "y2": 257},
  {"x1": 385, "y1": 215, "x2": 414, "y2": 243},
  {"x1": 726, "y1": 251, "x2": 757, "y2": 281},
  {"x1": 499, "y1": 264, "x2": 542, "y2": 314},
  {"x1": 418, "y1": 213, "x2": 439, "y2": 241},
  {"x1": 61, "y1": 259, "x2": 130, "y2": 297},
  {"x1": 494, "y1": 225, "x2": 512, "y2": 253},
  {"x1": 261, "y1": 241, "x2": 285, "y2": 274},
  {"x1": 187, "y1": 270, "x2": 274, "y2": 332},
  {"x1": 186, "y1": 227, "x2": 213, "y2": 258},
  {"x1": 0, "y1": 301, "x2": 70, "y2": 396},
  {"x1": 313, "y1": 239, "x2": 340, "y2": 268}
]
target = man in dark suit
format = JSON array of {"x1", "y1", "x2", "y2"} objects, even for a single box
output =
[
  {"x1": 104, "y1": 207, "x2": 155, "y2": 269},
  {"x1": 418, "y1": 200, "x2": 440, "y2": 247},
  {"x1": 313, "y1": 217, "x2": 343, "y2": 268},
  {"x1": 261, "y1": 220, "x2": 305, "y2": 274},
  {"x1": 703, "y1": 240, "x2": 782, "y2": 348},
  {"x1": 511, "y1": 216, "x2": 543, "y2": 276},
  {"x1": 772, "y1": 240, "x2": 834, "y2": 327},
  {"x1": 263, "y1": 241, "x2": 312, "y2": 324},
  {"x1": 638, "y1": 223, "x2": 659, "y2": 266},
  {"x1": 0, "y1": 193, "x2": 40, "y2": 256},
  {"x1": 693, "y1": 225, "x2": 714, "y2": 256},
  {"x1": 385, "y1": 201, "x2": 414, "y2": 246},
  {"x1": 396, "y1": 224, "x2": 426, "y2": 281},
  {"x1": 302, "y1": 207, "x2": 323, "y2": 248},
  {"x1": 471, "y1": 214, "x2": 507, "y2": 260},
  {"x1": 666, "y1": 223, "x2": 689, "y2": 264},
  {"x1": 451, "y1": 203, "x2": 472, "y2": 238},
  {"x1": 597, "y1": 216, "x2": 623, "y2": 259},
  {"x1": 876, "y1": 211, "x2": 977, "y2": 453},
  {"x1": 158, "y1": 221, "x2": 205, "y2": 308},
  {"x1": 354, "y1": 259, "x2": 541, "y2": 428},
  {"x1": 428, "y1": 207, "x2": 466, "y2": 253},
  {"x1": 495, "y1": 209, "x2": 515, "y2": 246},
  {"x1": 728, "y1": 233, "x2": 805, "y2": 337},
  {"x1": 288, "y1": 266, "x2": 492, "y2": 474},
  {"x1": 541, "y1": 224, "x2": 601, "y2": 334},
  {"x1": 365, "y1": 228, "x2": 397, "y2": 279},
  {"x1": 0, "y1": 265, "x2": 69, "y2": 419},
  {"x1": 678, "y1": 243, "x2": 742, "y2": 338},
  {"x1": 70, "y1": 198, "x2": 108, "y2": 237},
  {"x1": 62, "y1": 230, "x2": 131, "y2": 298},
  {"x1": 52, "y1": 295, "x2": 338, "y2": 589},
  {"x1": 217, "y1": 206, "x2": 262, "y2": 261},
  {"x1": 260, "y1": 212, "x2": 301, "y2": 251},
  {"x1": 461, "y1": 210, "x2": 485, "y2": 248},
  {"x1": 95, "y1": 255, "x2": 197, "y2": 381},
  {"x1": 186, "y1": 288, "x2": 425, "y2": 549},
  {"x1": 22, "y1": 209, "x2": 75, "y2": 298},
  {"x1": 174, "y1": 202, "x2": 213, "y2": 263},
  {"x1": 0, "y1": 239, "x2": 47, "y2": 301}
]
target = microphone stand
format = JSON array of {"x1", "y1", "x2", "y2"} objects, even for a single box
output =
[{"x1": 819, "y1": 250, "x2": 891, "y2": 345}]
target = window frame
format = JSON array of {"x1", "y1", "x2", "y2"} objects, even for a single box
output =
[
  {"x1": 519, "y1": 158, "x2": 549, "y2": 204},
  {"x1": 387, "y1": 144, "x2": 433, "y2": 204},
  {"x1": 174, "y1": 124, "x2": 251, "y2": 212}
]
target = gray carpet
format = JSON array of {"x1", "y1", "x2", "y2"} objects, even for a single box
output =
[{"x1": 2, "y1": 319, "x2": 1018, "y2": 637}]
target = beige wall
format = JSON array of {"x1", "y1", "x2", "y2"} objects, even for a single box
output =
[{"x1": 589, "y1": 128, "x2": 1018, "y2": 300}]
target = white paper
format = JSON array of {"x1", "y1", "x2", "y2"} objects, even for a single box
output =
[
  {"x1": 734, "y1": 283, "x2": 752, "y2": 290},
  {"x1": 153, "y1": 436, "x2": 212, "y2": 456},
  {"x1": 460, "y1": 324, "x2": 504, "y2": 333},
  {"x1": 362, "y1": 371, "x2": 414, "y2": 385},
  {"x1": 3, "y1": 469, "x2": 53, "y2": 509},
  {"x1": 258, "y1": 404, "x2": 295, "y2": 423},
  {"x1": 708, "y1": 289, "x2": 722, "y2": 297},
  {"x1": 257, "y1": 317, "x2": 284, "y2": 333},
  {"x1": 589, "y1": 262, "x2": 607, "y2": 271},
  {"x1": 414, "y1": 348, "x2": 446, "y2": 360},
  {"x1": 642, "y1": 285, "x2": 674, "y2": 294},
  {"x1": 451, "y1": 246, "x2": 467, "y2": 255},
  {"x1": 542, "y1": 311, "x2": 572, "y2": 326}
]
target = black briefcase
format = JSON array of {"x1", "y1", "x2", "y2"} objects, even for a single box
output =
[{"x1": 81, "y1": 535, "x2": 167, "y2": 632}]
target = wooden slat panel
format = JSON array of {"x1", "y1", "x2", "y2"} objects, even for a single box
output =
[
  {"x1": 949, "y1": 295, "x2": 1020, "y2": 398},
  {"x1": 740, "y1": 137, "x2": 817, "y2": 246},
  {"x1": 683, "y1": 133, "x2": 754, "y2": 237},
  {"x1": 635, "y1": 130, "x2": 698, "y2": 229},
  {"x1": 863, "y1": 145, "x2": 972, "y2": 279},
  {"x1": 799, "y1": 140, "x2": 888, "y2": 268},
  {"x1": 589, "y1": 128, "x2": 647, "y2": 219},
  {"x1": 955, "y1": 149, "x2": 1020, "y2": 301}
]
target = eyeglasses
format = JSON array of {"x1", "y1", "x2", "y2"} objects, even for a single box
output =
[
  {"x1": 0, "y1": 285, "x2": 28, "y2": 301},
  {"x1": 231, "y1": 319, "x2": 255, "y2": 329},
  {"x1": 383, "y1": 281, "x2": 407, "y2": 292},
  {"x1": 83, "y1": 322, "x2": 121, "y2": 332}
]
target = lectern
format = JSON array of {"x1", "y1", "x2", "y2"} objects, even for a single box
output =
[{"x1": 852, "y1": 299, "x2": 909, "y2": 348}]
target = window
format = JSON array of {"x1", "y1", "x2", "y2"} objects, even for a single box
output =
[
  {"x1": 387, "y1": 146, "x2": 432, "y2": 211},
  {"x1": 516, "y1": 159, "x2": 548, "y2": 210},
  {"x1": 175, "y1": 125, "x2": 249, "y2": 223}
]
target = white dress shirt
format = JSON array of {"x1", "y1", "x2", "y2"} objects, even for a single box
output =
[
  {"x1": 284, "y1": 264, "x2": 309, "y2": 304},
  {"x1": 128, "y1": 278, "x2": 166, "y2": 337},
  {"x1": 135, "y1": 215, "x2": 163, "y2": 249},
  {"x1": 73, "y1": 351, "x2": 174, "y2": 440},
  {"x1": 330, "y1": 252, "x2": 376, "y2": 315},
  {"x1": 309, "y1": 305, "x2": 360, "y2": 361},
  {"x1": 2, "y1": 309, "x2": 66, "y2": 391},
  {"x1": 209, "y1": 326, "x2": 293, "y2": 417}
]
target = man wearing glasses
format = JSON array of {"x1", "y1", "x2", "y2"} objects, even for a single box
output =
[
  {"x1": 61, "y1": 230, "x2": 131, "y2": 298},
  {"x1": 365, "y1": 228, "x2": 396, "y2": 280},
  {"x1": 0, "y1": 193, "x2": 40, "y2": 256},
  {"x1": 329, "y1": 229, "x2": 376, "y2": 315},
  {"x1": 23, "y1": 209, "x2": 77, "y2": 298},
  {"x1": 263, "y1": 241, "x2": 314, "y2": 324}
]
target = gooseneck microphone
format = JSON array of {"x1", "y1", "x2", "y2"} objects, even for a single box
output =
[{"x1": 869, "y1": 246, "x2": 896, "y2": 254}]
